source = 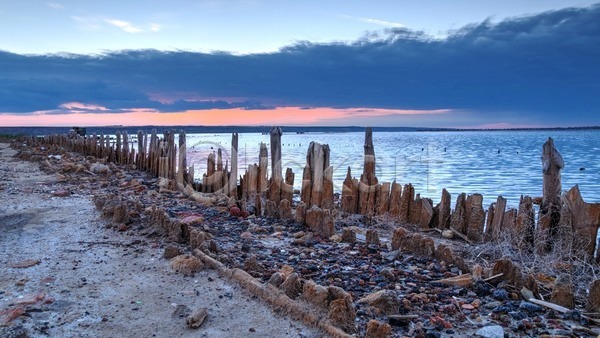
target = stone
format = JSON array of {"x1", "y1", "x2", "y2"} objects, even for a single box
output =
[
  {"x1": 163, "y1": 245, "x2": 182, "y2": 259},
  {"x1": 341, "y1": 228, "x2": 356, "y2": 244},
  {"x1": 90, "y1": 162, "x2": 111, "y2": 175},
  {"x1": 302, "y1": 280, "x2": 329, "y2": 310},
  {"x1": 519, "y1": 301, "x2": 543, "y2": 313},
  {"x1": 186, "y1": 308, "x2": 208, "y2": 329},
  {"x1": 365, "y1": 229, "x2": 380, "y2": 246},
  {"x1": 551, "y1": 274, "x2": 575, "y2": 309},
  {"x1": 357, "y1": 290, "x2": 400, "y2": 315},
  {"x1": 475, "y1": 325, "x2": 504, "y2": 338},
  {"x1": 268, "y1": 272, "x2": 285, "y2": 287},
  {"x1": 52, "y1": 189, "x2": 70, "y2": 197},
  {"x1": 365, "y1": 320, "x2": 392, "y2": 338},
  {"x1": 586, "y1": 279, "x2": 600, "y2": 312},
  {"x1": 243, "y1": 255, "x2": 263, "y2": 274},
  {"x1": 441, "y1": 229, "x2": 454, "y2": 239}
]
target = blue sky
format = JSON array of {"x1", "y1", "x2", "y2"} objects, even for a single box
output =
[{"x1": 1, "y1": 1, "x2": 599, "y2": 127}]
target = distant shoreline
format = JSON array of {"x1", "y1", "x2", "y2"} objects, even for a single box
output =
[{"x1": 1, "y1": 125, "x2": 599, "y2": 136}]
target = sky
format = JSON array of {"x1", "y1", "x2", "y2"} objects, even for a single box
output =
[{"x1": 1, "y1": 0, "x2": 599, "y2": 128}]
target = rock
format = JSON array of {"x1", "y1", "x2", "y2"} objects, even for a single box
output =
[
  {"x1": 230, "y1": 206, "x2": 241, "y2": 217},
  {"x1": 279, "y1": 272, "x2": 302, "y2": 299},
  {"x1": 186, "y1": 308, "x2": 208, "y2": 329},
  {"x1": 163, "y1": 245, "x2": 182, "y2": 259},
  {"x1": 380, "y1": 268, "x2": 395, "y2": 281},
  {"x1": 357, "y1": 290, "x2": 400, "y2": 315},
  {"x1": 365, "y1": 320, "x2": 392, "y2": 338},
  {"x1": 441, "y1": 229, "x2": 454, "y2": 239},
  {"x1": 366, "y1": 229, "x2": 380, "y2": 246},
  {"x1": 475, "y1": 325, "x2": 504, "y2": 338},
  {"x1": 551, "y1": 274, "x2": 575, "y2": 309},
  {"x1": 170, "y1": 255, "x2": 204, "y2": 276},
  {"x1": 52, "y1": 189, "x2": 70, "y2": 197},
  {"x1": 492, "y1": 288, "x2": 509, "y2": 300},
  {"x1": 243, "y1": 255, "x2": 263, "y2": 274},
  {"x1": 341, "y1": 228, "x2": 357, "y2": 243},
  {"x1": 519, "y1": 301, "x2": 543, "y2": 313},
  {"x1": 180, "y1": 215, "x2": 203, "y2": 226},
  {"x1": 382, "y1": 250, "x2": 400, "y2": 261},
  {"x1": 90, "y1": 162, "x2": 111, "y2": 175},
  {"x1": 586, "y1": 279, "x2": 600, "y2": 312},
  {"x1": 268, "y1": 272, "x2": 285, "y2": 287},
  {"x1": 302, "y1": 280, "x2": 329, "y2": 310},
  {"x1": 117, "y1": 224, "x2": 128, "y2": 232}
]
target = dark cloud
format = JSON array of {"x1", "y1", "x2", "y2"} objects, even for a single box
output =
[{"x1": 1, "y1": 4, "x2": 599, "y2": 126}]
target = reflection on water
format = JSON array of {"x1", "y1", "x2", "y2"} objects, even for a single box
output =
[{"x1": 186, "y1": 130, "x2": 600, "y2": 207}]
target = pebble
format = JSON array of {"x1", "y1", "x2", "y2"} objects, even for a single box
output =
[
  {"x1": 518, "y1": 300, "x2": 543, "y2": 313},
  {"x1": 475, "y1": 325, "x2": 504, "y2": 338},
  {"x1": 492, "y1": 288, "x2": 509, "y2": 300}
]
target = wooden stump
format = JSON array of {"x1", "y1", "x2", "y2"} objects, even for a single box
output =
[{"x1": 538, "y1": 137, "x2": 564, "y2": 252}]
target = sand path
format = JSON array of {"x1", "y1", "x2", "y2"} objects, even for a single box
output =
[{"x1": 0, "y1": 142, "x2": 321, "y2": 337}]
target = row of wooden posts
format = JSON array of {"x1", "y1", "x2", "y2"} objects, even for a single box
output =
[{"x1": 32, "y1": 127, "x2": 600, "y2": 262}]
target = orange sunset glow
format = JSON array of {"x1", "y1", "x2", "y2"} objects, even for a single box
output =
[{"x1": 0, "y1": 106, "x2": 452, "y2": 127}]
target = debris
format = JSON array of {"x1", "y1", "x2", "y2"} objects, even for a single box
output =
[
  {"x1": 186, "y1": 308, "x2": 208, "y2": 329},
  {"x1": 9, "y1": 259, "x2": 41, "y2": 268}
]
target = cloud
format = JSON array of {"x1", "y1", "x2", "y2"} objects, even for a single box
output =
[
  {"x1": 150, "y1": 23, "x2": 162, "y2": 32},
  {"x1": 47, "y1": 2, "x2": 64, "y2": 9},
  {"x1": 2, "y1": 4, "x2": 600, "y2": 127},
  {"x1": 339, "y1": 14, "x2": 405, "y2": 28},
  {"x1": 105, "y1": 19, "x2": 143, "y2": 33}
]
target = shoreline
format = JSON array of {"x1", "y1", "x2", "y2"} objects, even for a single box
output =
[{"x1": 3, "y1": 134, "x2": 600, "y2": 336}]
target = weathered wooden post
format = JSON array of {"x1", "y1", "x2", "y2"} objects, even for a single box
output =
[
  {"x1": 359, "y1": 127, "x2": 378, "y2": 215},
  {"x1": 258, "y1": 143, "x2": 268, "y2": 193},
  {"x1": 538, "y1": 137, "x2": 564, "y2": 252},
  {"x1": 177, "y1": 131, "x2": 187, "y2": 187},
  {"x1": 268, "y1": 127, "x2": 283, "y2": 204},
  {"x1": 229, "y1": 133, "x2": 239, "y2": 198}
]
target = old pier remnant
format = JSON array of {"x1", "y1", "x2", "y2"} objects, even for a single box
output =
[{"x1": 538, "y1": 137, "x2": 564, "y2": 252}]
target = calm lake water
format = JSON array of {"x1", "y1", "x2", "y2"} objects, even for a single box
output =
[{"x1": 186, "y1": 130, "x2": 600, "y2": 208}]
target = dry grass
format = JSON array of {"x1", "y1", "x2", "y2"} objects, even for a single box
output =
[{"x1": 472, "y1": 223, "x2": 599, "y2": 304}]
